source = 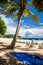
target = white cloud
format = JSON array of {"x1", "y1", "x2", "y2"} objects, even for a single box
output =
[
  {"x1": 0, "y1": 14, "x2": 43, "y2": 38},
  {"x1": 23, "y1": 25, "x2": 30, "y2": 28},
  {"x1": 6, "y1": 26, "x2": 16, "y2": 34},
  {"x1": 21, "y1": 27, "x2": 43, "y2": 38},
  {"x1": 0, "y1": 14, "x2": 16, "y2": 34},
  {"x1": 21, "y1": 20, "x2": 24, "y2": 23},
  {"x1": 40, "y1": 23, "x2": 43, "y2": 25},
  {"x1": 0, "y1": 14, "x2": 16, "y2": 26}
]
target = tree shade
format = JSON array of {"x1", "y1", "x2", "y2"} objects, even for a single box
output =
[{"x1": 0, "y1": 17, "x2": 7, "y2": 35}]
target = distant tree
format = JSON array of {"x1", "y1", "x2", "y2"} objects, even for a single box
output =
[
  {"x1": 0, "y1": 17, "x2": 7, "y2": 35},
  {"x1": 3, "y1": 34, "x2": 14, "y2": 38},
  {"x1": 3, "y1": 34, "x2": 22, "y2": 39}
]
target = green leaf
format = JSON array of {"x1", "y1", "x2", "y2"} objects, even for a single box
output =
[
  {"x1": 30, "y1": 11, "x2": 40, "y2": 23},
  {"x1": 32, "y1": 0, "x2": 43, "y2": 12},
  {"x1": 26, "y1": 2, "x2": 32, "y2": 6},
  {"x1": 24, "y1": 10, "x2": 30, "y2": 17},
  {"x1": 0, "y1": 17, "x2": 7, "y2": 35},
  {"x1": 32, "y1": 15, "x2": 40, "y2": 23},
  {"x1": 24, "y1": 9, "x2": 39, "y2": 23},
  {"x1": 12, "y1": 13, "x2": 19, "y2": 20}
]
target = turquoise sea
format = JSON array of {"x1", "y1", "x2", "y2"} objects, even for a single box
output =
[{"x1": 22, "y1": 38, "x2": 43, "y2": 40}]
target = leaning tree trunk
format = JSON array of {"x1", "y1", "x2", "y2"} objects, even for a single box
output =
[{"x1": 7, "y1": 15, "x2": 22, "y2": 49}]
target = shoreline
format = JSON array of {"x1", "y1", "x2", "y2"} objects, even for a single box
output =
[
  {"x1": 0, "y1": 38, "x2": 43, "y2": 55},
  {"x1": 0, "y1": 38, "x2": 43, "y2": 43}
]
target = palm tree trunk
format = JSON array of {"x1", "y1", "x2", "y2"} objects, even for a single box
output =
[{"x1": 7, "y1": 15, "x2": 22, "y2": 49}]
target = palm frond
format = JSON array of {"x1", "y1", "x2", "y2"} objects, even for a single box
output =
[
  {"x1": 0, "y1": 0, "x2": 40, "y2": 23},
  {"x1": 12, "y1": 13, "x2": 19, "y2": 20},
  {"x1": 23, "y1": 0, "x2": 26, "y2": 8},
  {"x1": 29, "y1": 11, "x2": 40, "y2": 23},
  {"x1": 19, "y1": 0, "x2": 26, "y2": 8},
  {"x1": 18, "y1": 0, "x2": 23, "y2": 7},
  {"x1": 13, "y1": 0, "x2": 22, "y2": 8},
  {"x1": 32, "y1": 0, "x2": 43, "y2": 12},
  {"x1": 32, "y1": 15, "x2": 40, "y2": 23},
  {"x1": 24, "y1": 9, "x2": 30, "y2": 17},
  {"x1": 6, "y1": 8, "x2": 17, "y2": 14},
  {"x1": 24, "y1": 9, "x2": 40, "y2": 23},
  {"x1": 0, "y1": 0, "x2": 10, "y2": 5},
  {"x1": 0, "y1": 1, "x2": 20, "y2": 14},
  {"x1": 7, "y1": 1, "x2": 21, "y2": 9},
  {"x1": 26, "y1": 2, "x2": 32, "y2": 6},
  {"x1": 0, "y1": 6, "x2": 17, "y2": 14},
  {"x1": 12, "y1": 10, "x2": 23, "y2": 21}
]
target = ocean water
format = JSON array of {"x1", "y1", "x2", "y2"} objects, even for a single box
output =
[
  {"x1": 22, "y1": 38, "x2": 43, "y2": 40},
  {"x1": 22, "y1": 38, "x2": 43, "y2": 43},
  {"x1": 0, "y1": 38, "x2": 43, "y2": 43},
  {"x1": 0, "y1": 38, "x2": 43, "y2": 40}
]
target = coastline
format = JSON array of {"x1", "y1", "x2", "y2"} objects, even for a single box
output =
[
  {"x1": 0, "y1": 38, "x2": 43, "y2": 43},
  {"x1": 0, "y1": 38, "x2": 43, "y2": 55},
  {"x1": 0, "y1": 38, "x2": 43, "y2": 65}
]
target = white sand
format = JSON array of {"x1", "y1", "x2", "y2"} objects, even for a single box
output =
[{"x1": 0, "y1": 38, "x2": 43, "y2": 55}]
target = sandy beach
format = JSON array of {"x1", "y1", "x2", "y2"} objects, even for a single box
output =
[
  {"x1": 0, "y1": 38, "x2": 43, "y2": 55},
  {"x1": 0, "y1": 38, "x2": 43, "y2": 65}
]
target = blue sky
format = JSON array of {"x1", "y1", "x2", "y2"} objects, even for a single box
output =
[
  {"x1": 0, "y1": 1, "x2": 43, "y2": 38},
  {"x1": 0, "y1": 11, "x2": 43, "y2": 38}
]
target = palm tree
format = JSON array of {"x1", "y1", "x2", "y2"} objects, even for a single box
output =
[{"x1": 0, "y1": 0, "x2": 39, "y2": 49}]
